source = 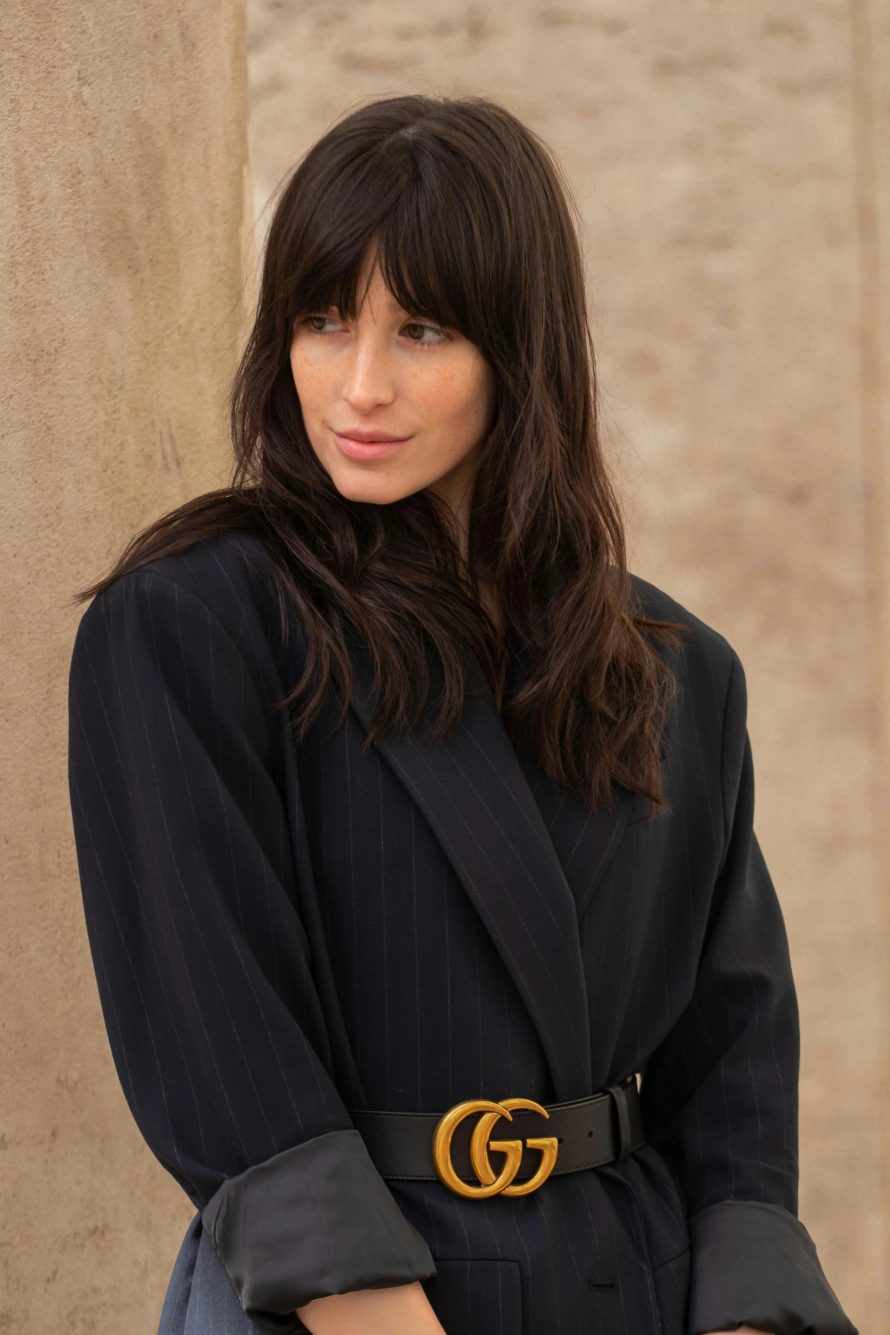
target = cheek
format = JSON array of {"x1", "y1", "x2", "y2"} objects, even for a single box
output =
[
  {"x1": 419, "y1": 358, "x2": 495, "y2": 437},
  {"x1": 290, "y1": 345, "x2": 331, "y2": 423}
]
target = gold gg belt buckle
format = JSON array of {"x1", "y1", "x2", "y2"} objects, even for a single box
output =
[{"x1": 432, "y1": 1098, "x2": 559, "y2": 1199}]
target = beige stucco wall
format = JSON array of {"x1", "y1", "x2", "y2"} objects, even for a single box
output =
[
  {"x1": 0, "y1": 2, "x2": 250, "y2": 1328},
  {"x1": 247, "y1": 0, "x2": 890, "y2": 1328}
]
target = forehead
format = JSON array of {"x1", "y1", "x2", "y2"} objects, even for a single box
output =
[
  {"x1": 328, "y1": 263, "x2": 420, "y2": 320},
  {"x1": 293, "y1": 223, "x2": 466, "y2": 334}
]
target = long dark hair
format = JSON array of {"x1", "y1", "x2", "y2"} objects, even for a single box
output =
[{"x1": 85, "y1": 95, "x2": 675, "y2": 811}]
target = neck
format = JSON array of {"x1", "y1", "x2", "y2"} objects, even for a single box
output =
[
  {"x1": 424, "y1": 458, "x2": 503, "y2": 633},
  {"x1": 424, "y1": 448, "x2": 481, "y2": 564}
]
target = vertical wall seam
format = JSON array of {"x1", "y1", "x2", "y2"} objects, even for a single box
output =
[{"x1": 850, "y1": 0, "x2": 890, "y2": 1296}]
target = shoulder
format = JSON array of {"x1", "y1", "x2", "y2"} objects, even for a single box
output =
[
  {"x1": 629, "y1": 573, "x2": 743, "y2": 696},
  {"x1": 75, "y1": 532, "x2": 285, "y2": 674},
  {"x1": 629, "y1": 574, "x2": 737, "y2": 671},
  {"x1": 629, "y1": 574, "x2": 747, "y2": 777}
]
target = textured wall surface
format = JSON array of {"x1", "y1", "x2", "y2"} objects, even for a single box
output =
[
  {"x1": 0, "y1": 2, "x2": 250, "y2": 1329},
  {"x1": 247, "y1": 0, "x2": 890, "y2": 1327}
]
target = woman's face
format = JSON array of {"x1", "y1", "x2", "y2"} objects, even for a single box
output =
[{"x1": 290, "y1": 263, "x2": 496, "y2": 514}]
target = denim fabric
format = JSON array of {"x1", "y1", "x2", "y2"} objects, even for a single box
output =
[{"x1": 159, "y1": 1216, "x2": 261, "y2": 1335}]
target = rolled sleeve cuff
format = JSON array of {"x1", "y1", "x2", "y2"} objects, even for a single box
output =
[
  {"x1": 202, "y1": 1129, "x2": 436, "y2": 1331},
  {"x1": 688, "y1": 1200, "x2": 856, "y2": 1335}
]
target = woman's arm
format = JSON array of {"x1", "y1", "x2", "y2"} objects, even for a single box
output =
[
  {"x1": 641, "y1": 653, "x2": 855, "y2": 1335},
  {"x1": 294, "y1": 1291, "x2": 759, "y2": 1335},
  {"x1": 69, "y1": 562, "x2": 435, "y2": 1333},
  {"x1": 298, "y1": 1282, "x2": 445, "y2": 1335}
]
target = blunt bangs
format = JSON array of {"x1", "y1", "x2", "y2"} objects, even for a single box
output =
[{"x1": 274, "y1": 99, "x2": 558, "y2": 369}]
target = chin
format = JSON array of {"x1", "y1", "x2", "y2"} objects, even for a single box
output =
[{"x1": 326, "y1": 466, "x2": 417, "y2": 507}]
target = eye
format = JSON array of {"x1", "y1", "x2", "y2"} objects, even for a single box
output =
[
  {"x1": 401, "y1": 321, "x2": 450, "y2": 346},
  {"x1": 305, "y1": 314, "x2": 345, "y2": 334}
]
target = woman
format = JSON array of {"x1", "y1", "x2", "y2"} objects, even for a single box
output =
[{"x1": 68, "y1": 97, "x2": 854, "y2": 1335}]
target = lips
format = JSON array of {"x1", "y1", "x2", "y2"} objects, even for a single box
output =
[{"x1": 331, "y1": 429, "x2": 412, "y2": 461}]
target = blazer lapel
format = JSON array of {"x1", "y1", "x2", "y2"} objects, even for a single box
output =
[
  {"x1": 350, "y1": 669, "x2": 593, "y2": 1102},
  {"x1": 572, "y1": 787, "x2": 637, "y2": 919},
  {"x1": 513, "y1": 747, "x2": 638, "y2": 920}
]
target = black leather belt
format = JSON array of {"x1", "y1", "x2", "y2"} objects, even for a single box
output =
[{"x1": 351, "y1": 1076, "x2": 644, "y2": 1199}]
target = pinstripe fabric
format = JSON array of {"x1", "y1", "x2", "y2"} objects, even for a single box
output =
[
  {"x1": 346, "y1": 675, "x2": 592, "y2": 1102},
  {"x1": 160, "y1": 1217, "x2": 255, "y2": 1335},
  {"x1": 68, "y1": 534, "x2": 852, "y2": 1335}
]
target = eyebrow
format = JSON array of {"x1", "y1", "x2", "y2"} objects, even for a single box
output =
[{"x1": 386, "y1": 294, "x2": 412, "y2": 317}]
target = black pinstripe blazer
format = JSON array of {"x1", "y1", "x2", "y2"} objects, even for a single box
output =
[{"x1": 68, "y1": 534, "x2": 853, "y2": 1335}]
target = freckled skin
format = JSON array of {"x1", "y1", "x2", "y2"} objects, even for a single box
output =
[{"x1": 290, "y1": 262, "x2": 496, "y2": 530}]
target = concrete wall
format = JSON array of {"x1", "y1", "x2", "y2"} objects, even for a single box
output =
[
  {"x1": 0, "y1": 2, "x2": 250, "y2": 1329},
  {"x1": 248, "y1": 0, "x2": 889, "y2": 1328}
]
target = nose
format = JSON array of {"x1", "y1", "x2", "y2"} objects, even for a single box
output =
[{"x1": 341, "y1": 330, "x2": 396, "y2": 414}]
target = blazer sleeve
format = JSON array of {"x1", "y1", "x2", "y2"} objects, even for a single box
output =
[
  {"x1": 640, "y1": 652, "x2": 856, "y2": 1335},
  {"x1": 68, "y1": 568, "x2": 434, "y2": 1333}
]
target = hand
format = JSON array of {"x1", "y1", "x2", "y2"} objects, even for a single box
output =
[{"x1": 297, "y1": 1281, "x2": 446, "y2": 1335}]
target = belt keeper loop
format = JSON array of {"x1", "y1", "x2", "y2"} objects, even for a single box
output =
[{"x1": 606, "y1": 1082, "x2": 633, "y2": 1161}]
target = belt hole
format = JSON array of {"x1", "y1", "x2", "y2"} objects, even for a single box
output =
[
  {"x1": 557, "y1": 1137, "x2": 565, "y2": 1144},
  {"x1": 587, "y1": 1130, "x2": 593, "y2": 1137}
]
